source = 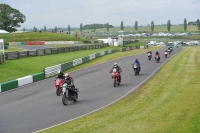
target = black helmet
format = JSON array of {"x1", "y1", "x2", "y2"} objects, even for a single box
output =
[{"x1": 135, "y1": 59, "x2": 138, "y2": 62}]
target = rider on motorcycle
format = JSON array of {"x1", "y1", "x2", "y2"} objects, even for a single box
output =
[
  {"x1": 133, "y1": 59, "x2": 141, "y2": 71},
  {"x1": 147, "y1": 50, "x2": 152, "y2": 55},
  {"x1": 57, "y1": 71, "x2": 64, "y2": 79},
  {"x1": 110, "y1": 63, "x2": 122, "y2": 83},
  {"x1": 155, "y1": 51, "x2": 160, "y2": 60},
  {"x1": 63, "y1": 73, "x2": 76, "y2": 93},
  {"x1": 170, "y1": 46, "x2": 173, "y2": 51}
]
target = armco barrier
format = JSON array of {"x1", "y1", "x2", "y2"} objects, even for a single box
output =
[
  {"x1": 17, "y1": 76, "x2": 33, "y2": 87},
  {"x1": 0, "y1": 80, "x2": 18, "y2": 92},
  {"x1": 32, "y1": 72, "x2": 45, "y2": 82}
]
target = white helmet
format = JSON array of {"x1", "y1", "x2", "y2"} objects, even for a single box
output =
[
  {"x1": 113, "y1": 63, "x2": 118, "y2": 67},
  {"x1": 57, "y1": 71, "x2": 61, "y2": 74}
]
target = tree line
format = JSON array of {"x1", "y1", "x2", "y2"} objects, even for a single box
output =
[{"x1": 0, "y1": 3, "x2": 200, "y2": 33}]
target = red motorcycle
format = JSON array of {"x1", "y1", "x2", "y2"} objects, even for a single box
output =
[
  {"x1": 164, "y1": 51, "x2": 168, "y2": 58},
  {"x1": 110, "y1": 68, "x2": 120, "y2": 87},
  {"x1": 147, "y1": 53, "x2": 152, "y2": 60},
  {"x1": 54, "y1": 78, "x2": 64, "y2": 96}
]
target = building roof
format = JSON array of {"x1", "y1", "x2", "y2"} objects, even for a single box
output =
[{"x1": 0, "y1": 30, "x2": 9, "y2": 34}]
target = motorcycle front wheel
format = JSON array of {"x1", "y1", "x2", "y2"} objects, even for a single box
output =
[
  {"x1": 113, "y1": 79, "x2": 116, "y2": 87},
  {"x1": 62, "y1": 94, "x2": 68, "y2": 106},
  {"x1": 56, "y1": 88, "x2": 62, "y2": 96},
  {"x1": 134, "y1": 69, "x2": 137, "y2": 76}
]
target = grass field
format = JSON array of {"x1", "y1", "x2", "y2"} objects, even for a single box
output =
[{"x1": 39, "y1": 46, "x2": 200, "y2": 133}]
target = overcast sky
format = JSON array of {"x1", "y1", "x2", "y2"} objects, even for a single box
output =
[{"x1": 1, "y1": 0, "x2": 199, "y2": 29}]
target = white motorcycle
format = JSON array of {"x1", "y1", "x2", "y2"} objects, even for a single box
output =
[{"x1": 62, "y1": 83, "x2": 78, "y2": 106}]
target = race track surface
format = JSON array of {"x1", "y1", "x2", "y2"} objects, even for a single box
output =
[{"x1": 0, "y1": 46, "x2": 182, "y2": 133}]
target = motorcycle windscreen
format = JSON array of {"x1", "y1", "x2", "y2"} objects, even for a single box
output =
[
  {"x1": 133, "y1": 63, "x2": 138, "y2": 68},
  {"x1": 56, "y1": 79, "x2": 61, "y2": 85},
  {"x1": 112, "y1": 68, "x2": 117, "y2": 72}
]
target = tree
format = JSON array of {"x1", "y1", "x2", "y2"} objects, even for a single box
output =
[
  {"x1": 198, "y1": 23, "x2": 200, "y2": 31},
  {"x1": 33, "y1": 26, "x2": 37, "y2": 32},
  {"x1": 106, "y1": 23, "x2": 109, "y2": 32},
  {"x1": 68, "y1": 25, "x2": 70, "y2": 34},
  {"x1": 44, "y1": 26, "x2": 46, "y2": 32},
  {"x1": 151, "y1": 21, "x2": 154, "y2": 32},
  {"x1": 184, "y1": 18, "x2": 187, "y2": 31},
  {"x1": 23, "y1": 27, "x2": 25, "y2": 31},
  {"x1": 167, "y1": 20, "x2": 171, "y2": 31},
  {"x1": 0, "y1": 3, "x2": 26, "y2": 32},
  {"x1": 134, "y1": 21, "x2": 138, "y2": 31},
  {"x1": 120, "y1": 21, "x2": 123, "y2": 31},
  {"x1": 196, "y1": 19, "x2": 199, "y2": 23},
  {"x1": 80, "y1": 23, "x2": 82, "y2": 33},
  {"x1": 54, "y1": 26, "x2": 57, "y2": 32},
  {"x1": 93, "y1": 23, "x2": 96, "y2": 33}
]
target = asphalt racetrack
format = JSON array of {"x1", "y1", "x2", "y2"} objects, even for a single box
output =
[{"x1": 0, "y1": 46, "x2": 182, "y2": 133}]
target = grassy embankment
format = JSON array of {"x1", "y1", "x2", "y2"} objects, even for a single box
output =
[
  {"x1": 40, "y1": 46, "x2": 200, "y2": 133},
  {"x1": 0, "y1": 32, "x2": 82, "y2": 42}
]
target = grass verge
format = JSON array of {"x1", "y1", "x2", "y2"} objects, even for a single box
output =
[{"x1": 39, "y1": 46, "x2": 200, "y2": 133}]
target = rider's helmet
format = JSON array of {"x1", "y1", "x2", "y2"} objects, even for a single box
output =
[
  {"x1": 113, "y1": 63, "x2": 118, "y2": 68},
  {"x1": 65, "y1": 73, "x2": 70, "y2": 79},
  {"x1": 57, "y1": 71, "x2": 61, "y2": 74},
  {"x1": 135, "y1": 59, "x2": 138, "y2": 62}
]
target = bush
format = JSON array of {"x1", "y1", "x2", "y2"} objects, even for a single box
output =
[
  {"x1": 83, "y1": 40, "x2": 91, "y2": 44},
  {"x1": 94, "y1": 41, "x2": 98, "y2": 43},
  {"x1": 4, "y1": 42, "x2": 9, "y2": 46}
]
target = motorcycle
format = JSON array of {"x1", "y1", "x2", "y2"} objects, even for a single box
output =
[
  {"x1": 54, "y1": 78, "x2": 64, "y2": 96},
  {"x1": 155, "y1": 56, "x2": 160, "y2": 63},
  {"x1": 164, "y1": 51, "x2": 168, "y2": 58},
  {"x1": 133, "y1": 63, "x2": 140, "y2": 76},
  {"x1": 62, "y1": 83, "x2": 78, "y2": 106},
  {"x1": 110, "y1": 68, "x2": 120, "y2": 87},
  {"x1": 147, "y1": 53, "x2": 152, "y2": 60},
  {"x1": 167, "y1": 49, "x2": 171, "y2": 54}
]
